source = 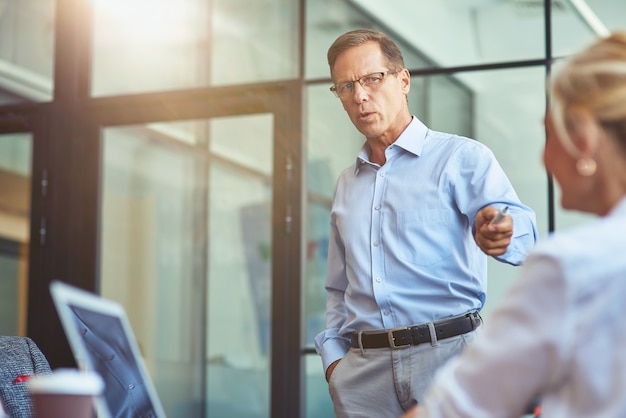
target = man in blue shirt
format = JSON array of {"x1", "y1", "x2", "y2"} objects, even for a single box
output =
[{"x1": 313, "y1": 29, "x2": 538, "y2": 418}]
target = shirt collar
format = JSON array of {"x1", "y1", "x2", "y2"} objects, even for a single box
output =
[{"x1": 354, "y1": 116, "x2": 429, "y2": 173}]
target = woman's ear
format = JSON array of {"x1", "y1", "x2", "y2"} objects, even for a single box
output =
[
  {"x1": 569, "y1": 111, "x2": 601, "y2": 177},
  {"x1": 569, "y1": 111, "x2": 601, "y2": 156}
]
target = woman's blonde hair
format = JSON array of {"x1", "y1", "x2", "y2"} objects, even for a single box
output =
[{"x1": 550, "y1": 31, "x2": 626, "y2": 155}]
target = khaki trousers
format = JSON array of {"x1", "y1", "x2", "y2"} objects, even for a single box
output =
[{"x1": 328, "y1": 331, "x2": 476, "y2": 418}]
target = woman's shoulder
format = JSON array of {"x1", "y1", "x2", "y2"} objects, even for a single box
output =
[{"x1": 531, "y1": 213, "x2": 626, "y2": 290}]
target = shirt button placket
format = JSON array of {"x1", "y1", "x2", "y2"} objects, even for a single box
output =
[{"x1": 372, "y1": 169, "x2": 389, "y2": 326}]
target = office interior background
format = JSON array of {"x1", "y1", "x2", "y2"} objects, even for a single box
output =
[{"x1": 0, "y1": 0, "x2": 624, "y2": 417}]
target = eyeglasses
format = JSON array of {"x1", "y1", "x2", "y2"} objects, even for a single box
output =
[{"x1": 330, "y1": 70, "x2": 400, "y2": 99}]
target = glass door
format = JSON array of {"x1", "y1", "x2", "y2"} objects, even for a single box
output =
[
  {"x1": 204, "y1": 114, "x2": 273, "y2": 418},
  {"x1": 99, "y1": 119, "x2": 207, "y2": 416},
  {"x1": 97, "y1": 101, "x2": 295, "y2": 417}
]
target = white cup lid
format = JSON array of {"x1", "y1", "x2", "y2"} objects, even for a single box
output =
[{"x1": 28, "y1": 368, "x2": 104, "y2": 396}]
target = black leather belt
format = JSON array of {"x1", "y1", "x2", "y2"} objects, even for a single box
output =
[{"x1": 350, "y1": 311, "x2": 481, "y2": 350}]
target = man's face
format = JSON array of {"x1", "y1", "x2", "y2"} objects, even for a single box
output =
[{"x1": 332, "y1": 41, "x2": 411, "y2": 141}]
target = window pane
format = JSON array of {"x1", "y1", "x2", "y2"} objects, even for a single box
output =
[
  {"x1": 0, "y1": 133, "x2": 32, "y2": 335},
  {"x1": 544, "y1": 0, "x2": 603, "y2": 238},
  {"x1": 100, "y1": 124, "x2": 206, "y2": 417},
  {"x1": 100, "y1": 114, "x2": 275, "y2": 417},
  {"x1": 413, "y1": 74, "x2": 473, "y2": 138},
  {"x1": 205, "y1": 114, "x2": 273, "y2": 418},
  {"x1": 304, "y1": 82, "x2": 362, "y2": 343},
  {"x1": 305, "y1": 355, "x2": 334, "y2": 418},
  {"x1": 0, "y1": 0, "x2": 54, "y2": 103},
  {"x1": 553, "y1": 0, "x2": 626, "y2": 57},
  {"x1": 306, "y1": 84, "x2": 363, "y2": 198},
  {"x1": 210, "y1": 0, "x2": 298, "y2": 86},
  {"x1": 349, "y1": 0, "x2": 547, "y2": 67},
  {"x1": 304, "y1": 66, "x2": 548, "y2": 336},
  {"x1": 303, "y1": 71, "x2": 474, "y2": 348},
  {"x1": 305, "y1": 0, "x2": 429, "y2": 80},
  {"x1": 464, "y1": 67, "x2": 548, "y2": 317},
  {"x1": 91, "y1": 0, "x2": 298, "y2": 97}
]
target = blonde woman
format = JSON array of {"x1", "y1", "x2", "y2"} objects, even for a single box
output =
[{"x1": 403, "y1": 31, "x2": 626, "y2": 418}]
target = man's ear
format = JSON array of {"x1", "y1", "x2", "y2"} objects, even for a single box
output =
[{"x1": 400, "y1": 68, "x2": 411, "y2": 95}]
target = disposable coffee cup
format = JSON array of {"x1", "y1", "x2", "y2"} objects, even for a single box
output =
[{"x1": 28, "y1": 368, "x2": 103, "y2": 418}]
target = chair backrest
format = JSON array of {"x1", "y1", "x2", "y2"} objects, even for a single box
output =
[{"x1": 0, "y1": 336, "x2": 52, "y2": 418}]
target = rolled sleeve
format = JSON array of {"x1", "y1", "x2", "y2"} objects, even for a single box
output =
[{"x1": 495, "y1": 207, "x2": 539, "y2": 266}]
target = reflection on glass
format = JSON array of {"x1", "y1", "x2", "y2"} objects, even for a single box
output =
[
  {"x1": 91, "y1": 0, "x2": 297, "y2": 96},
  {"x1": 0, "y1": 0, "x2": 54, "y2": 103},
  {"x1": 0, "y1": 134, "x2": 32, "y2": 336}
]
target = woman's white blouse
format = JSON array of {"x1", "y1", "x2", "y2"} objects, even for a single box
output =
[{"x1": 418, "y1": 197, "x2": 626, "y2": 418}]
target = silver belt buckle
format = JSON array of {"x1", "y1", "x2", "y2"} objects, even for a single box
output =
[
  {"x1": 467, "y1": 310, "x2": 482, "y2": 329},
  {"x1": 387, "y1": 326, "x2": 410, "y2": 349}
]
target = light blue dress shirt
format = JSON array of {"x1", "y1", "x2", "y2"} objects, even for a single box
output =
[
  {"x1": 417, "y1": 197, "x2": 626, "y2": 417},
  {"x1": 314, "y1": 116, "x2": 538, "y2": 371}
]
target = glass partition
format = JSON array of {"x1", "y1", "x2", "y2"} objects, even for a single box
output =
[
  {"x1": 0, "y1": 0, "x2": 54, "y2": 103},
  {"x1": 550, "y1": 0, "x2": 624, "y2": 231},
  {"x1": 350, "y1": 0, "x2": 546, "y2": 67},
  {"x1": 410, "y1": 74, "x2": 473, "y2": 137},
  {"x1": 304, "y1": 83, "x2": 361, "y2": 418},
  {"x1": 303, "y1": 68, "x2": 475, "y2": 416},
  {"x1": 303, "y1": 82, "x2": 362, "y2": 342},
  {"x1": 100, "y1": 123, "x2": 206, "y2": 416},
  {"x1": 552, "y1": 0, "x2": 626, "y2": 57},
  {"x1": 8, "y1": 1, "x2": 626, "y2": 417},
  {"x1": 100, "y1": 113, "x2": 275, "y2": 417},
  {"x1": 0, "y1": 133, "x2": 32, "y2": 335},
  {"x1": 91, "y1": 0, "x2": 298, "y2": 97},
  {"x1": 205, "y1": 114, "x2": 273, "y2": 418},
  {"x1": 464, "y1": 67, "x2": 548, "y2": 317},
  {"x1": 305, "y1": 0, "x2": 429, "y2": 80},
  {"x1": 303, "y1": 71, "x2": 475, "y2": 351}
]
